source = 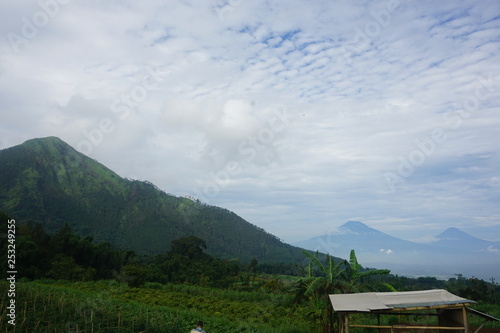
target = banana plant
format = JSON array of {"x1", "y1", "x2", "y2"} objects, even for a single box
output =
[
  {"x1": 344, "y1": 249, "x2": 395, "y2": 293},
  {"x1": 295, "y1": 249, "x2": 396, "y2": 332},
  {"x1": 294, "y1": 251, "x2": 349, "y2": 333}
]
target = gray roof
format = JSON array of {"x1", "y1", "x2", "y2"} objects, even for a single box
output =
[{"x1": 329, "y1": 289, "x2": 474, "y2": 312}]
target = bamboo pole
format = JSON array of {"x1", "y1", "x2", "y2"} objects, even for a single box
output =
[
  {"x1": 343, "y1": 313, "x2": 350, "y2": 333},
  {"x1": 350, "y1": 325, "x2": 393, "y2": 329},
  {"x1": 462, "y1": 306, "x2": 468, "y2": 333},
  {"x1": 378, "y1": 313, "x2": 381, "y2": 333},
  {"x1": 473, "y1": 323, "x2": 486, "y2": 333}
]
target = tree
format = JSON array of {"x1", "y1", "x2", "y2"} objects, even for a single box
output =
[
  {"x1": 295, "y1": 250, "x2": 395, "y2": 333},
  {"x1": 47, "y1": 254, "x2": 96, "y2": 281},
  {"x1": 120, "y1": 263, "x2": 159, "y2": 287},
  {"x1": 169, "y1": 236, "x2": 208, "y2": 261},
  {"x1": 295, "y1": 251, "x2": 348, "y2": 333},
  {"x1": 155, "y1": 236, "x2": 239, "y2": 287},
  {"x1": 343, "y1": 249, "x2": 394, "y2": 293}
]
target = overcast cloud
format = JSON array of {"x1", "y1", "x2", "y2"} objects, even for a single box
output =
[{"x1": 1, "y1": 0, "x2": 499, "y2": 244}]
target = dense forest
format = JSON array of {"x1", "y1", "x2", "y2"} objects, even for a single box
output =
[
  {"x1": 0, "y1": 137, "x2": 307, "y2": 263},
  {"x1": 1, "y1": 209, "x2": 499, "y2": 301},
  {"x1": 1, "y1": 209, "x2": 499, "y2": 332}
]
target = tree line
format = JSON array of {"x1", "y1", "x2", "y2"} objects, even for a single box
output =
[
  {"x1": 1, "y1": 209, "x2": 498, "y2": 306},
  {"x1": 0, "y1": 210, "x2": 244, "y2": 287}
]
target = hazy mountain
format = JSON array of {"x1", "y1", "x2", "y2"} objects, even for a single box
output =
[
  {"x1": 431, "y1": 227, "x2": 498, "y2": 252},
  {"x1": 293, "y1": 220, "x2": 429, "y2": 258},
  {"x1": 0, "y1": 137, "x2": 308, "y2": 263},
  {"x1": 293, "y1": 221, "x2": 500, "y2": 280}
]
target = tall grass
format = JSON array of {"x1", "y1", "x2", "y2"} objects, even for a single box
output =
[{"x1": 0, "y1": 280, "x2": 311, "y2": 333}]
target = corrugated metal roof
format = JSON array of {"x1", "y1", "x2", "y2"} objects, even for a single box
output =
[{"x1": 329, "y1": 289, "x2": 474, "y2": 312}]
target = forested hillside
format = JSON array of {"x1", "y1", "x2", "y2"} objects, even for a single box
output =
[
  {"x1": 0, "y1": 137, "x2": 307, "y2": 262},
  {"x1": 1, "y1": 209, "x2": 498, "y2": 333}
]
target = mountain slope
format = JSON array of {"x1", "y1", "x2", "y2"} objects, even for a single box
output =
[
  {"x1": 0, "y1": 137, "x2": 305, "y2": 262},
  {"x1": 293, "y1": 220, "x2": 429, "y2": 259},
  {"x1": 431, "y1": 227, "x2": 498, "y2": 252},
  {"x1": 293, "y1": 221, "x2": 500, "y2": 280}
]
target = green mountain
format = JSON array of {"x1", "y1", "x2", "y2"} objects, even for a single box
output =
[{"x1": 0, "y1": 137, "x2": 307, "y2": 263}]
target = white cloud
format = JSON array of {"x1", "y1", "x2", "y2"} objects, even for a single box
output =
[
  {"x1": 0, "y1": 0, "x2": 499, "y2": 247},
  {"x1": 485, "y1": 245, "x2": 499, "y2": 253}
]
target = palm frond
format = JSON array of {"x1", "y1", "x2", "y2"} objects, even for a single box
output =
[
  {"x1": 302, "y1": 250, "x2": 327, "y2": 274},
  {"x1": 304, "y1": 276, "x2": 326, "y2": 297}
]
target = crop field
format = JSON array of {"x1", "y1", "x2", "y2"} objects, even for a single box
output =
[
  {"x1": 1, "y1": 279, "x2": 500, "y2": 333},
  {"x1": 0, "y1": 280, "x2": 312, "y2": 332}
]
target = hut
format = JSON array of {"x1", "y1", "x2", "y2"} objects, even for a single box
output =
[{"x1": 329, "y1": 289, "x2": 499, "y2": 333}]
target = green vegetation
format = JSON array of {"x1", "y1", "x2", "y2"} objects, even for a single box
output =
[
  {"x1": 0, "y1": 137, "x2": 308, "y2": 262},
  {"x1": 1, "y1": 279, "x2": 497, "y2": 332},
  {"x1": 0, "y1": 218, "x2": 499, "y2": 332},
  {"x1": 0, "y1": 280, "x2": 309, "y2": 332},
  {"x1": 0, "y1": 220, "x2": 129, "y2": 282},
  {"x1": 0, "y1": 137, "x2": 499, "y2": 331},
  {"x1": 293, "y1": 250, "x2": 395, "y2": 332}
]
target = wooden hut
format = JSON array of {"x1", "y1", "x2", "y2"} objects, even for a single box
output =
[{"x1": 329, "y1": 289, "x2": 499, "y2": 333}]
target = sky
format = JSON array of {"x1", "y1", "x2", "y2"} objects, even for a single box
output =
[{"x1": 1, "y1": 0, "x2": 499, "y2": 244}]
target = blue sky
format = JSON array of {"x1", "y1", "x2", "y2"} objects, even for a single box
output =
[{"x1": 1, "y1": 0, "x2": 499, "y2": 244}]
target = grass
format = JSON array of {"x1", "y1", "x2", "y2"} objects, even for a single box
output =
[
  {"x1": 1, "y1": 280, "x2": 498, "y2": 332},
  {"x1": 0, "y1": 280, "x2": 312, "y2": 332}
]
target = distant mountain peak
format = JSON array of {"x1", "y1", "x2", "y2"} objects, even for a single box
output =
[
  {"x1": 340, "y1": 220, "x2": 368, "y2": 229},
  {"x1": 436, "y1": 227, "x2": 482, "y2": 242},
  {"x1": 338, "y1": 220, "x2": 382, "y2": 235}
]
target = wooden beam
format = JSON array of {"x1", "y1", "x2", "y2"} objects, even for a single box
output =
[
  {"x1": 473, "y1": 322, "x2": 485, "y2": 333},
  {"x1": 348, "y1": 325, "x2": 466, "y2": 331},
  {"x1": 393, "y1": 326, "x2": 466, "y2": 330},
  {"x1": 339, "y1": 312, "x2": 350, "y2": 333},
  {"x1": 462, "y1": 306, "x2": 468, "y2": 333},
  {"x1": 369, "y1": 311, "x2": 439, "y2": 316},
  {"x1": 350, "y1": 325, "x2": 392, "y2": 329},
  {"x1": 382, "y1": 304, "x2": 472, "y2": 312},
  {"x1": 345, "y1": 312, "x2": 350, "y2": 333}
]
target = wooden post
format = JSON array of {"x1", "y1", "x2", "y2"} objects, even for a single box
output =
[
  {"x1": 338, "y1": 313, "x2": 345, "y2": 333},
  {"x1": 462, "y1": 306, "x2": 468, "y2": 333},
  {"x1": 439, "y1": 307, "x2": 467, "y2": 333}
]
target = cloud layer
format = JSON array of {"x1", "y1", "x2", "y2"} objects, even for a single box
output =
[{"x1": 1, "y1": 0, "x2": 499, "y2": 244}]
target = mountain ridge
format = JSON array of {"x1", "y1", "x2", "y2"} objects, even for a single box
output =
[
  {"x1": 293, "y1": 221, "x2": 500, "y2": 280},
  {"x1": 337, "y1": 220, "x2": 384, "y2": 235},
  {"x1": 436, "y1": 227, "x2": 486, "y2": 242},
  {"x1": 0, "y1": 137, "x2": 309, "y2": 263}
]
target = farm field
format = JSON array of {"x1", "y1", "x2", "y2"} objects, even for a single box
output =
[
  {"x1": 0, "y1": 279, "x2": 313, "y2": 332},
  {"x1": 1, "y1": 278, "x2": 499, "y2": 332}
]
